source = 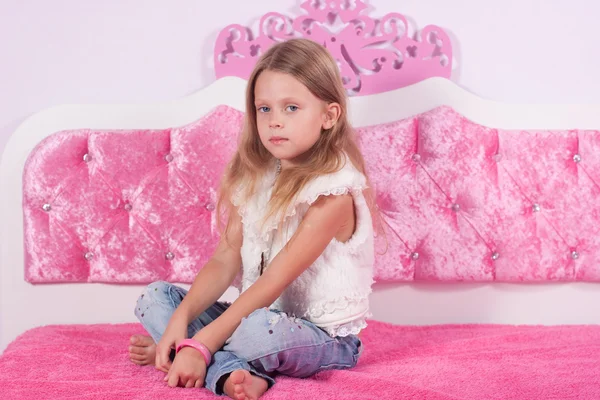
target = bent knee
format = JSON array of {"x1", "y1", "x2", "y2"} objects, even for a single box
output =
[
  {"x1": 133, "y1": 281, "x2": 175, "y2": 316},
  {"x1": 224, "y1": 308, "x2": 272, "y2": 347},
  {"x1": 231, "y1": 308, "x2": 273, "y2": 333},
  {"x1": 142, "y1": 281, "x2": 173, "y2": 301},
  {"x1": 224, "y1": 309, "x2": 302, "y2": 358}
]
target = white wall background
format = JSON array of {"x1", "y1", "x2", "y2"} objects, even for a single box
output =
[
  {"x1": 1, "y1": 0, "x2": 598, "y2": 161},
  {"x1": 1, "y1": 2, "x2": 599, "y2": 344}
]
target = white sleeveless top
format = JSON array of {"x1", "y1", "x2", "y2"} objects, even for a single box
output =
[{"x1": 232, "y1": 158, "x2": 375, "y2": 337}]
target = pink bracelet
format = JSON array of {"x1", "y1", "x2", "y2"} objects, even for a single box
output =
[{"x1": 176, "y1": 339, "x2": 212, "y2": 366}]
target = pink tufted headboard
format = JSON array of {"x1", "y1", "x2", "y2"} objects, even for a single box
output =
[
  {"x1": 24, "y1": 106, "x2": 242, "y2": 284},
  {"x1": 23, "y1": 105, "x2": 600, "y2": 284}
]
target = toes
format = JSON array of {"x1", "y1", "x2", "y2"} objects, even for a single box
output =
[
  {"x1": 130, "y1": 334, "x2": 154, "y2": 346},
  {"x1": 230, "y1": 370, "x2": 246, "y2": 385},
  {"x1": 242, "y1": 370, "x2": 253, "y2": 382},
  {"x1": 129, "y1": 345, "x2": 147, "y2": 355},
  {"x1": 139, "y1": 336, "x2": 155, "y2": 346},
  {"x1": 129, "y1": 353, "x2": 148, "y2": 361}
]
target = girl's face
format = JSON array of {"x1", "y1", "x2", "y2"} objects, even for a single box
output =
[{"x1": 254, "y1": 70, "x2": 340, "y2": 169}]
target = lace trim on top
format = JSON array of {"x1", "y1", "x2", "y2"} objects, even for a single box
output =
[
  {"x1": 233, "y1": 157, "x2": 373, "y2": 330},
  {"x1": 234, "y1": 159, "x2": 369, "y2": 256},
  {"x1": 323, "y1": 317, "x2": 369, "y2": 337},
  {"x1": 306, "y1": 291, "x2": 372, "y2": 319}
]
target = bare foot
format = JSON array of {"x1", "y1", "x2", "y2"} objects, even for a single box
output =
[
  {"x1": 223, "y1": 370, "x2": 268, "y2": 400},
  {"x1": 129, "y1": 334, "x2": 156, "y2": 366}
]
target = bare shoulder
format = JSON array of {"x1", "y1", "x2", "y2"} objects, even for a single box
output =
[
  {"x1": 288, "y1": 192, "x2": 355, "y2": 252},
  {"x1": 307, "y1": 192, "x2": 354, "y2": 216},
  {"x1": 310, "y1": 193, "x2": 356, "y2": 242},
  {"x1": 303, "y1": 193, "x2": 355, "y2": 241}
]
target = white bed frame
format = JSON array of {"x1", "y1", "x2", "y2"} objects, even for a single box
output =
[{"x1": 2, "y1": 76, "x2": 599, "y2": 353}]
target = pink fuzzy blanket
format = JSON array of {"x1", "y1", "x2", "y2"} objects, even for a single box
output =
[{"x1": 1, "y1": 320, "x2": 599, "y2": 399}]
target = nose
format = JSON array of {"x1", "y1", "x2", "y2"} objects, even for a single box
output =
[{"x1": 269, "y1": 113, "x2": 283, "y2": 129}]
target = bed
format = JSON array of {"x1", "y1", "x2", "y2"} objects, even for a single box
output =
[
  {"x1": 1, "y1": 74, "x2": 600, "y2": 399},
  {"x1": 2, "y1": 3, "x2": 600, "y2": 397}
]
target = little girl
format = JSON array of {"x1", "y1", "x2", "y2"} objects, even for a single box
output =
[{"x1": 128, "y1": 38, "x2": 375, "y2": 400}]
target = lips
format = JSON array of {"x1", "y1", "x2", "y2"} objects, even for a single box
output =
[{"x1": 269, "y1": 137, "x2": 288, "y2": 144}]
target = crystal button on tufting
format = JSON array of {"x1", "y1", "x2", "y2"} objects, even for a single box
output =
[
  {"x1": 165, "y1": 252, "x2": 175, "y2": 261},
  {"x1": 42, "y1": 203, "x2": 52, "y2": 212}
]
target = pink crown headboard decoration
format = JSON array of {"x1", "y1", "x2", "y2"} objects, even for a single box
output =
[{"x1": 214, "y1": 0, "x2": 453, "y2": 96}]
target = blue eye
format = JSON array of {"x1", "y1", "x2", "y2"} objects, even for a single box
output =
[
  {"x1": 257, "y1": 106, "x2": 270, "y2": 113},
  {"x1": 286, "y1": 105, "x2": 298, "y2": 112}
]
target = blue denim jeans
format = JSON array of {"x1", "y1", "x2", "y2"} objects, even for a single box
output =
[{"x1": 134, "y1": 281, "x2": 362, "y2": 395}]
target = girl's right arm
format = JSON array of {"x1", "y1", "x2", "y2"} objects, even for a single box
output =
[{"x1": 155, "y1": 207, "x2": 243, "y2": 372}]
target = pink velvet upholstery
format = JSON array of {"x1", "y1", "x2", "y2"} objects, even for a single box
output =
[
  {"x1": 24, "y1": 105, "x2": 242, "y2": 283},
  {"x1": 24, "y1": 105, "x2": 600, "y2": 283},
  {"x1": 363, "y1": 106, "x2": 600, "y2": 281},
  {"x1": 1, "y1": 321, "x2": 599, "y2": 399}
]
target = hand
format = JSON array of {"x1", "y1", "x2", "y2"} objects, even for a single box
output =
[
  {"x1": 155, "y1": 314, "x2": 188, "y2": 373},
  {"x1": 164, "y1": 347, "x2": 207, "y2": 388}
]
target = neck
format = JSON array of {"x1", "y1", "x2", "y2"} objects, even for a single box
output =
[
  {"x1": 280, "y1": 159, "x2": 293, "y2": 170},
  {"x1": 280, "y1": 151, "x2": 312, "y2": 170}
]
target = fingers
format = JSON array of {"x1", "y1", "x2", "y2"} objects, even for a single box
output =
[
  {"x1": 155, "y1": 346, "x2": 172, "y2": 373},
  {"x1": 156, "y1": 365, "x2": 168, "y2": 373},
  {"x1": 163, "y1": 370, "x2": 203, "y2": 389},
  {"x1": 154, "y1": 356, "x2": 168, "y2": 373},
  {"x1": 155, "y1": 354, "x2": 170, "y2": 373},
  {"x1": 155, "y1": 347, "x2": 164, "y2": 366},
  {"x1": 160, "y1": 349, "x2": 206, "y2": 390},
  {"x1": 178, "y1": 376, "x2": 203, "y2": 389},
  {"x1": 168, "y1": 371, "x2": 180, "y2": 388}
]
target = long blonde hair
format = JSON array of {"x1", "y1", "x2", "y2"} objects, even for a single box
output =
[{"x1": 217, "y1": 38, "x2": 377, "y2": 235}]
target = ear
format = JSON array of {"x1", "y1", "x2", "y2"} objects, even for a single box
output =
[{"x1": 322, "y1": 102, "x2": 341, "y2": 130}]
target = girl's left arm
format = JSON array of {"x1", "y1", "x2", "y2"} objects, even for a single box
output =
[{"x1": 193, "y1": 193, "x2": 354, "y2": 353}]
